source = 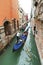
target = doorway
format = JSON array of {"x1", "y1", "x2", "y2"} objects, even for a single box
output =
[{"x1": 4, "y1": 21, "x2": 11, "y2": 36}]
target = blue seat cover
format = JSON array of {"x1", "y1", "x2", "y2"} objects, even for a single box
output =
[
  {"x1": 20, "y1": 35, "x2": 27, "y2": 40},
  {"x1": 13, "y1": 41, "x2": 23, "y2": 50}
]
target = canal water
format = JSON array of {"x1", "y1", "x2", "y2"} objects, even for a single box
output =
[{"x1": 0, "y1": 28, "x2": 41, "y2": 65}]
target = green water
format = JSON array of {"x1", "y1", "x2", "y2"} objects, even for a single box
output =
[{"x1": 0, "y1": 29, "x2": 41, "y2": 65}]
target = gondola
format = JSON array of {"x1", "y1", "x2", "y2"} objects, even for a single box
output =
[
  {"x1": 13, "y1": 34, "x2": 27, "y2": 52},
  {"x1": 12, "y1": 24, "x2": 29, "y2": 52}
]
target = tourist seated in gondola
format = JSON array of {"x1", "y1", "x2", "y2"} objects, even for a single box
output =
[
  {"x1": 23, "y1": 31, "x2": 28, "y2": 36},
  {"x1": 20, "y1": 32, "x2": 27, "y2": 42}
]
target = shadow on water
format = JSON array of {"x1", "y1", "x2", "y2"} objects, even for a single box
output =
[{"x1": 0, "y1": 35, "x2": 16, "y2": 55}]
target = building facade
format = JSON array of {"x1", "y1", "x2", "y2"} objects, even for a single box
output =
[
  {"x1": 31, "y1": 0, "x2": 43, "y2": 64},
  {"x1": 0, "y1": 0, "x2": 19, "y2": 51},
  {"x1": 18, "y1": 7, "x2": 27, "y2": 29}
]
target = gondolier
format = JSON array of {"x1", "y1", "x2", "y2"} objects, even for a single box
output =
[{"x1": 16, "y1": 31, "x2": 21, "y2": 43}]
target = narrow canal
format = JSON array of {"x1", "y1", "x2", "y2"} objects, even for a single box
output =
[{"x1": 0, "y1": 28, "x2": 41, "y2": 65}]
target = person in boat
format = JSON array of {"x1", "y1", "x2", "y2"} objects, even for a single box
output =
[
  {"x1": 16, "y1": 31, "x2": 21, "y2": 43},
  {"x1": 23, "y1": 31, "x2": 28, "y2": 36}
]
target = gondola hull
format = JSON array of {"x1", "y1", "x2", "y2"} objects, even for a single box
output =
[{"x1": 13, "y1": 35, "x2": 27, "y2": 51}]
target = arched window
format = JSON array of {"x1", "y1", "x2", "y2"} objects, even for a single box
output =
[{"x1": 4, "y1": 21, "x2": 11, "y2": 35}]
